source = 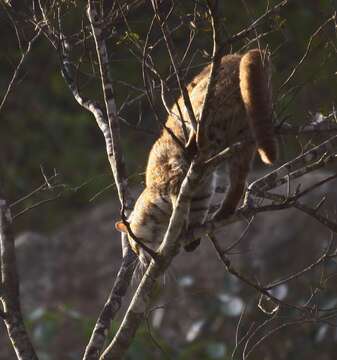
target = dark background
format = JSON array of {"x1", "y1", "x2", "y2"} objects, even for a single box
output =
[
  {"x1": 1, "y1": 0, "x2": 336, "y2": 231},
  {"x1": 0, "y1": 1, "x2": 337, "y2": 359}
]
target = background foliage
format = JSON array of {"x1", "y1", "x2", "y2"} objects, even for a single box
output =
[
  {"x1": 1, "y1": 0, "x2": 336, "y2": 231},
  {"x1": 1, "y1": 1, "x2": 337, "y2": 359}
]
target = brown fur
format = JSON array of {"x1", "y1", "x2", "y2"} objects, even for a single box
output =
[
  {"x1": 116, "y1": 49, "x2": 277, "y2": 263},
  {"x1": 240, "y1": 49, "x2": 277, "y2": 164}
]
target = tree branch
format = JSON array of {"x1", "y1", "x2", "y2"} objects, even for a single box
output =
[
  {"x1": 185, "y1": 136, "x2": 337, "y2": 246},
  {"x1": 0, "y1": 29, "x2": 42, "y2": 114},
  {"x1": 87, "y1": 2, "x2": 131, "y2": 208},
  {"x1": 151, "y1": 0, "x2": 198, "y2": 132},
  {"x1": 209, "y1": 234, "x2": 305, "y2": 313},
  {"x1": 0, "y1": 199, "x2": 38, "y2": 360},
  {"x1": 83, "y1": 249, "x2": 137, "y2": 360},
  {"x1": 100, "y1": 160, "x2": 204, "y2": 359},
  {"x1": 264, "y1": 240, "x2": 337, "y2": 290},
  {"x1": 197, "y1": 0, "x2": 224, "y2": 150},
  {"x1": 245, "y1": 134, "x2": 337, "y2": 202},
  {"x1": 100, "y1": 2, "x2": 231, "y2": 358},
  {"x1": 40, "y1": 4, "x2": 138, "y2": 358},
  {"x1": 215, "y1": 0, "x2": 292, "y2": 59}
]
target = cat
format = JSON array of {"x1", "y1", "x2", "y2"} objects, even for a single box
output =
[{"x1": 116, "y1": 49, "x2": 277, "y2": 265}]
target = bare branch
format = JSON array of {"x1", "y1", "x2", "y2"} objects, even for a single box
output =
[
  {"x1": 208, "y1": 234, "x2": 305, "y2": 313},
  {"x1": 100, "y1": 160, "x2": 204, "y2": 359},
  {"x1": 9, "y1": 173, "x2": 59, "y2": 208},
  {"x1": 0, "y1": 29, "x2": 42, "y2": 114},
  {"x1": 141, "y1": 16, "x2": 187, "y2": 151},
  {"x1": 215, "y1": 0, "x2": 292, "y2": 59},
  {"x1": 265, "y1": 241, "x2": 337, "y2": 290},
  {"x1": 12, "y1": 193, "x2": 63, "y2": 220},
  {"x1": 280, "y1": 14, "x2": 336, "y2": 89},
  {"x1": 278, "y1": 111, "x2": 337, "y2": 135},
  {"x1": 242, "y1": 314, "x2": 336, "y2": 359},
  {"x1": 83, "y1": 249, "x2": 137, "y2": 360},
  {"x1": 34, "y1": 4, "x2": 139, "y2": 358},
  {"x1": 99, "y1": 2, "x2": 238, "y2": 357},
  {"x1": 294, "y1": 202, "x2": 337, "y2": 233},
  {"x1": 87, "y1": 2, "x2": 131, "y2": 209},
  {"x1": 185, "y1": 142, "x2": 337, "y2": 245},
  {"x1": 197, "y1": 0, "x2": 224, "y2": 149},
  {"x1": 4, "y1": 2, "x2": 337, "y2": 358},
  {"x1": 246, "y1": 135, "x2": 337, "y2": 201},
  {"x1": 0, "y1": 199, "x2": 38, "y2": 360},
  {"x1": 151, "y1": 0, "x2": 198, "y2": 132}
]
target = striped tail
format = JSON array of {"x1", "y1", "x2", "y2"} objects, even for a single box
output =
[{"x1": 239, "y1": 49, "x2": 277, "y2": 164}]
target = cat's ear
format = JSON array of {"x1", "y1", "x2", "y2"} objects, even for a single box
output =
[{"x1": 115, "y1": 221, "x2": 128, "y2": 233}]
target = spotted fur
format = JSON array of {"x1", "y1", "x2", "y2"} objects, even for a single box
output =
[{"x1": 116, "y1": 49, "x2": 277, "y2": 264}]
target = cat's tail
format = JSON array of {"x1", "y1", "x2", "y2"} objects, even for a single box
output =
[{"x1": 239, "y1": 48, "x2": 277, "y2": 164}]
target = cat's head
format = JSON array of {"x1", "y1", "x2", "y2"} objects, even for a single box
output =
[
  {"x1": 115, "y1": 217, "x2": 154, "y2": 266},
  {"x1": 115, "y1": 189, "x2": 171, "y2": 265}
]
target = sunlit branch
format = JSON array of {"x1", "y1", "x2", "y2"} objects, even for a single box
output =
[{"x1": 0, "y1": 200, "x2": 38, "y2": 360}]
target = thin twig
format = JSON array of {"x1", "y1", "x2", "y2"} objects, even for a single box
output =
[
  {"x1": 280, "y1": 14, "x2": 336, "y2": 89},
  {"x1": 265, "y1": 242, "x2": 336, "y2": 290},
  {"x1": 151, "y1": 0, "x2": 198, "y2": 132},
  {"x1": 9, "y1": 173, "x2": 59, "y2": 208},
  {"x1": 215, "y1": 0, "x2": 292, "y2": 59},
  {"x1": 82, "y1": 248, "x2": 137, "y2": 360},
  {"x1": 209, "y1": 234, "x2": 304, "y2": 312},
  {"x1": 0, "y1": 29, "x2": 42, "y2": 113}
]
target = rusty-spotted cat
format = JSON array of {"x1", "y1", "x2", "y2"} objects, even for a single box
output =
[{"x1": 116, "y1": 49, "x2": 277, "y2": 265}]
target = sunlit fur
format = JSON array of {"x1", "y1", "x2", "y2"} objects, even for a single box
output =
[{"x1": 121, "y1": 49, "x2": 277, "y2": 265}]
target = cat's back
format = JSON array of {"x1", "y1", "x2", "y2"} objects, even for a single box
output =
[
  {"x1": 166, "y1": 54, "x2": 243, "y2": 132},
  {"x1": 145, "y1": 54, "x2": 246, "y2": 193}
]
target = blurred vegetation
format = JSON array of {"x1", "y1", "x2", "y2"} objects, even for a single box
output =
[
  {"x1": 1, "y1": 2, "x2": 337, "y2": 359},
  {"x1": 0, "y1": 0, "x2": 336, "y2": 232},
  {"x1": 22, "y1": 261, "x2": 337, "y2": 360},
  {"x1": 24, "y1": 303, "x2": 231, "y2": 360}
]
